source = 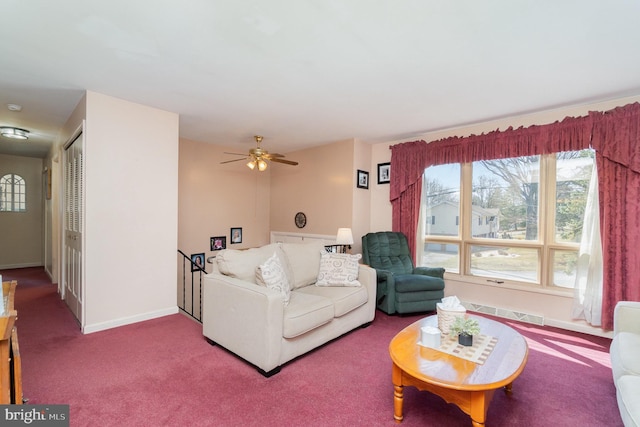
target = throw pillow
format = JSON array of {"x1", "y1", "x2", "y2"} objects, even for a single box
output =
[
  {"x1": 280, "y1": 241, "x2": 325, "y2": 289},
  {"x1": 256, "y1": 252, "x2": 291, "y2": 305},
  {"x1": 316, "y1": 252, "x2": 362, "y2": 287},
  {"x1": 216, "y1": 244, "x2": 279, "y2": 283}
]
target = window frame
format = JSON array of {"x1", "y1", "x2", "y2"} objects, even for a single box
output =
[
  {"x1": 422, "y1": 152, "x2": 591, "y2": 295},
  {"x1": 0, "y1": 173, "x2": 26, "y2": 212}
]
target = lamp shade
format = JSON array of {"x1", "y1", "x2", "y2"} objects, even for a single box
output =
[{"x1": 335, "y1": 228, "x2": 354, "y2": 245}]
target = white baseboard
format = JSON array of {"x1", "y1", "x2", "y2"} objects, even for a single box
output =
[
  {"x1": 82, "y1": 306, "x2": 179, "y2": 334},
  {"x1": 544, "y1": 318, "x2": 613, "y2": 339},
  {"x1": 0, "y1": 262, "x2": 42, "y2": 270}
]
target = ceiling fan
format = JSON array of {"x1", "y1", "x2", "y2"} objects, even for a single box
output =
[{"x1": 221, "y1": 135, "x2": 299, "y2": 171}]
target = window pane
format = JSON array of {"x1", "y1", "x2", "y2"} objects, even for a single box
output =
[
  {"x1": 423, "y1": 242, "x2": 459, "y2": 273},
  {"x1": 555, "y1": 150, "x2": 594, "y2": 243},
  {"x1": 0, "y1": 173, "x2": 26, "y2": 212},
  {"x1": 551, "y1": 249, "x2": 578, "y2": 289},
  {"x1": 469, "y1": 245, "x2": 538, "y2": 283},
  {"x1": 424, "y1": 164, "x2": 461, "y2": 237},
  {"x1": 472, "y1": 156, "x2": 540, "y2": 241}
]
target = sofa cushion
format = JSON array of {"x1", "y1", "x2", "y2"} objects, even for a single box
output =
[
  {"x1": 617, "y1": 375, "x2": 640, "y2": 427},
  {"x1": 283, "y1": 291, "x2": 334, "y2": 338},
  {"x1": 216, "y1": 244, "x2": 280, "y2": 283},
  {"x1": 316, "y1": 252, "x2": 362, "y2": 287},
  {"x1": 611, "y1": 332, "x2": 640, "y2": 382},
  {"x1": 280, "y1": 242, "x2": 325, "y2": 289},
  {"x1": 297, "y1": 285, "x2": 368, "y2": 318},
  {"x1": 256, "y1": 252, "x2": 291, "y2": 305}
]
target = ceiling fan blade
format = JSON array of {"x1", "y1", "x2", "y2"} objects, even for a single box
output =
[
  {"x1": 223, "y1": 152, "x2": 248, "y2": 156},
  {"x1": 270, "y1": 158, "x2": 298, "y2": 166},
  {"x1": 220, "y1": 157, "x2": 248, "y2": 164},
  {"x1": 264, "y1": 153, "x2": 284, "y2": 159}
]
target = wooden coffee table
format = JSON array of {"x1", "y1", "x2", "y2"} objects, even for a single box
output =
[{"x1": 389, "y1": 314, "x2": 528, "y2": 426}]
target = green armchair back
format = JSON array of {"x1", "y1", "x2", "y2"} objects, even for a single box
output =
[{"x1": 362, "y1": 231, "x2": 445, "y2": 315}]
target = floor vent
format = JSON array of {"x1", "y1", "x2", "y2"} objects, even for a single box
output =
[{"x1": 462, "y1": 302, "x2": 545, "y2": 326}]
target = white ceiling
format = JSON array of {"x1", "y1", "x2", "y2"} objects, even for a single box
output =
[{"x1": 2, "y1": 1, "x2": 640, "y2": 158}]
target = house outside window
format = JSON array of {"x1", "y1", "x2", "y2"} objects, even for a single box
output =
[
  {"x1": 0, "y1": 173, "x2": 26, "y2": 212},
  {"x1": 421, "y1": 149, "x2": 595, "y2": 292}
]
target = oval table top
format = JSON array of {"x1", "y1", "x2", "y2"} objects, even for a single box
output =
[{"x1": 389, "y1": 314, "x2": 529, "y2": 392}]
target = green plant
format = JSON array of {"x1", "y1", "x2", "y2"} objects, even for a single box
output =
[{"x1": 448, "y1": 316, "x2": 481, "y2": 337}]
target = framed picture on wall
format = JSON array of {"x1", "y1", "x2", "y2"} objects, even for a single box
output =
[
  {"x1": 231, "y1": 227, "x2": 242, "y2": 244},
  {"x1": 377, "y1": 162, "x2": 390, "y2": 184},
  {"x1": 190, "y1": 253, "x2": 205, "y2": 272},
  {"x1": 357, "y1": 170, "x2": 369, "y2": 189},
  {"x1": 210, "y1": 236, "x2": 226, "y2": 251}
]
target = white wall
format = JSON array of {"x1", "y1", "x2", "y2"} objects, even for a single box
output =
[
  {"x1": 270, "y1": 139, "x2": 354, "y2": 236},
  {"x1": 0, "y1": 154, "x2": 43, "y2": 268},
  {"x1": 78, "y1": 91, "x2": 179, "y2": 333}
]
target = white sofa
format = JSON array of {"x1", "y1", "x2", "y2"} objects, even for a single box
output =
[
  {"x1": 610, "y1": 301, "x2": 640, "y2": 427},
  {"x1": 202, "y1": 241, "x2": 377, "y2": 376}
]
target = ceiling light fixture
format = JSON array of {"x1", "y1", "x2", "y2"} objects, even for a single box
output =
[
  {"x1": 0, "y1": 127, "x2": 30, "y2": 140},
  {"x1": 246, "y1": 156, "x2": 268, "y2": 171}
]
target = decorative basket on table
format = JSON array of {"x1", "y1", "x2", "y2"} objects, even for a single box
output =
[{"x1": 436, "y1": 304, "x2": 466, "y2": 336}]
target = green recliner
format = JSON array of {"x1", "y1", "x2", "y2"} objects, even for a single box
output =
[{"x1": 362, "y1": 231, "x2": 445, "y2": 315}]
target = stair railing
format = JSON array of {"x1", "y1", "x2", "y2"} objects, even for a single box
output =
[{"x1": 177, "y1": 249, "x2": 205, "y2": 322}]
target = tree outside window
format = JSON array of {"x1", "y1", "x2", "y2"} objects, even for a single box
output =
[{"x1": 421, "y1": 149, "x2": 595, "y2": 291}]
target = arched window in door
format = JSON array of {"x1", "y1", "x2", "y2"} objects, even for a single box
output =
[{"x1": 0, "y1": 173, "x2": 26, "y2": 212}]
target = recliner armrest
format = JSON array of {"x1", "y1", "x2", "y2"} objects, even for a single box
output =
[
  {"x1": 371, "y1": 269, "x2": 395, "y2": 284},
  {"x1": 413, "y1": 266, "x2": 445, "y2": 279}
]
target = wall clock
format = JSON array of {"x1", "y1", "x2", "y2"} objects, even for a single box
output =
[{"x1": 295, "y1": 212, "x2": 307, "y2": 228}]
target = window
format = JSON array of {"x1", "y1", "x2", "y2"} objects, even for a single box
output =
[
  {"x1": 421, "y1": 150, "x2": 595, "y2": 292},
  {"x1": 0, "y1": 173, "x2": 26, "y2": 212}
]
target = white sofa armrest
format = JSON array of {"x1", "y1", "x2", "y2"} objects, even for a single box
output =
[
  {"x1": 357, "y1": 263, "x2": 377, "y2": 321},
  {"x1": 614, "y1": 301, "x2": 640, "y2": 336},
  {"x1": 202, "y1": 272, "x2": 284, "y2": 373}
]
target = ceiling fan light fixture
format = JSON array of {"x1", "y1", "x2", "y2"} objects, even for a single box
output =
[
  {"x1": 246, "y1": 160, "x2": 256, "y2": 170},
  {"x1": 257, "y1": 158, "x2": 268, "y2": 171},
  {"x1": 1, "y1": 126, "x2": 29, "y2": 140}
]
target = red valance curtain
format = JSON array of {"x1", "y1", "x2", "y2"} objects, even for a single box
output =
[
  {"x1": 390, "y1": 115, "x2": 592, "y2": 261},
  {"x1": 390, "y1": 102, "x2": 640, "y2": 330}
]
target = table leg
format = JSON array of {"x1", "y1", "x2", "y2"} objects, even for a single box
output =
[
  {"x1": 504, "y1": 382, "x2": 513, "y2": 394},
  {"x1": 391, "y1": 362, "x2": 404, "y2": 423},
  {"x1": 393, "y1": 384, "x2": 404, "y2": 423}
]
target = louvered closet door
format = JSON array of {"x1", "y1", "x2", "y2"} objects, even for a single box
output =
[{"x1": 63, "y1": 131, "x2": 83, "y2": 326}]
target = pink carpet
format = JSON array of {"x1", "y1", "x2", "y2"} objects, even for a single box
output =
[{"x1": 2, "y1": 267, "x2": 622, "y2": 426}]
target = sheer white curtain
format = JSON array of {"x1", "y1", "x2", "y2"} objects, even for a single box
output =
[
  {"x1": 415, "y1": 179, "x2": 426, "y2": 265},
  {"x1": 571, "y1": 162, "x2": 603, "y2": 326}
]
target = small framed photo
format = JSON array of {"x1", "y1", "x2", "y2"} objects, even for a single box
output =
[
  {"x1": 231, "y1": 227, "x2": 242, "y2": 244},
  {"x1": 377, "y1": 162, "x2": 390, "y2": 184},
  {"x1": 191, "y1": 253, "x2": 205, "y2": 272},
  {"x1": 357, "y1": 170, "x2": 369, "y2": 189},
  {"x1": 210, "y1": 236, "x2": 226, "y2": 251}
]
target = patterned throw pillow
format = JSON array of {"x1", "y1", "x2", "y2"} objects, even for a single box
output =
[
  {"x1": 316, "y1": 252, "x2": 362, "y2": 287},
  {"x1": 256, "y1": 252, "x2": 291, "y2": 305}
]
